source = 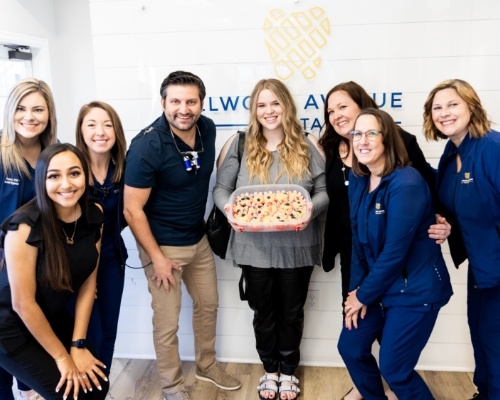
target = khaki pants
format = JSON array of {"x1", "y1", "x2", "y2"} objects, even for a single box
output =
[{"x1": 138, "y1": 235, "x2": 218, "y2": 393}]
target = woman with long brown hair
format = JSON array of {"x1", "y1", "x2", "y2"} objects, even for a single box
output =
[
  {"x1": 0, "y1": 143, "x2": 108, "y2": 399},
  {"x1": 75, "y1": 101, "x2": 128, "y2": 376}
]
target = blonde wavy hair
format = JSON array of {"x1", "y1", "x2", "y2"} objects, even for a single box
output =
[
  {"x1": 1, "y1": 78, "x2": 57, "y2": 176},
  {"x1": 423, "y1": 79, "x2": 491, "y2": 141},
  {"x1": 245, "y1": 79, "x2": 310, "y2": 183}
]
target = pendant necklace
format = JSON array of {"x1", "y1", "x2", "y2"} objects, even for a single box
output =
[
  {"x1": 339, "y1": 144, "x2": 350, "y2": 187},
  {"x1": 92, "y1": 155, "x2": 115, "y2": 184},
  {"x1": 61, "y1": 207, "x2": 78, "y2": 245},
  {"x1": 341, "y1": 160, "x2": 349, "y2": 186}
]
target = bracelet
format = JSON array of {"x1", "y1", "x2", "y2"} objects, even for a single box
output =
[{"x1": 54, "y1": 355, "x2": 69, "y2": 363}]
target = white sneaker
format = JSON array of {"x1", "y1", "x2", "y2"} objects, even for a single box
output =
[
  {"x1": 164, "y1": 389, "x2": 191, "y2": 400},
  {"x1": 16, "y1": 390, "x2": 45, "y2": 400}
]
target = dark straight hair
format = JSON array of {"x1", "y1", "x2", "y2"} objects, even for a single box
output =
[
  {"x1": 33, "y1": 143, "x2": 90, "y2": 290},
  {"x1": 319, "y1": 81, "x2": 378, "y2": 162}
]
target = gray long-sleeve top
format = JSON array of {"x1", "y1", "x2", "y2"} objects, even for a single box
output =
[{"x1": 213, "y1": 135, "x2": 329, "y2": 269}]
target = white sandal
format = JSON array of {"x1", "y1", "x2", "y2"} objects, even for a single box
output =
[
  {"x1": 257, "y1": 373, "x2": 279, "y2": 400},
  {"x1": 278, "y1": 374, "x2": 300, "y2": 399}
]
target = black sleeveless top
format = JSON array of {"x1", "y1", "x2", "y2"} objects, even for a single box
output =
[{"x1": 0, "y1": 203, "x2": 103, "y2": 340}]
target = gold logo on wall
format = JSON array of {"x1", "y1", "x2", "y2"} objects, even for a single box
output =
[{"x1": 264, "y1": 7, "x2": 331, "y2": 80}]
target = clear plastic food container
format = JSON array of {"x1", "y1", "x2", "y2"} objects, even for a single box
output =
[{"x1": 226, "y1": 184, "x2": 312, "y2": 232}]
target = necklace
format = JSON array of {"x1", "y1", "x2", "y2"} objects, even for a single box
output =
[
  {"x1": 341, "y1": 160, "x2": 349, "y2": 186},
  {"x1": 93, "y1": 168, "x2": 107, "y2": 183},
  {"x1": 92, "y1": 156, "x2": 115, "y2": 184},
  {"x1": 339, "y1": 142, "x2": 350, "y2": 187},
  {"x1": 61, "y1": 208, "x2": 78, "y2": 245}
]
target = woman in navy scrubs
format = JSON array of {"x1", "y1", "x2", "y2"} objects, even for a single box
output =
[
  {"x1": 423, "y1": 79, "x2": 500, "y2": 400},
  {"x1": 338, "y1": 108, "x2": 452, "y2": 400}
]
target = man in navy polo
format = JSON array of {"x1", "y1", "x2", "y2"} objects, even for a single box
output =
[{"x1": 124, "y1": 71, "x2": 241, "y2": 400}]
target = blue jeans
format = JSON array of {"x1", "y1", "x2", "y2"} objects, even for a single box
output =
[{"x1": 338, "y1": 303, "x2": 441, "y2": 400}]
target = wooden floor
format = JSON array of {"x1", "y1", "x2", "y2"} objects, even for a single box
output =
[{"x1": 106, "y1": 359, "x2": 477, "y2": 400}]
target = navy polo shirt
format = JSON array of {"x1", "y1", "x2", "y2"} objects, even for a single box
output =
[{"x1": 125, "y1": 114, "x2": 216, "y2": 246}]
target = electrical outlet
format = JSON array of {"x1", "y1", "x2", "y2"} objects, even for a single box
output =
[{"x1": 306, "y1": 290, "x2": 319, "y2": 311}]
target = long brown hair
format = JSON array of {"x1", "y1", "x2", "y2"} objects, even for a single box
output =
[
  {"x1": 10, "y1": 144, "x2": 91, "y2": 291},
  {"x1": 75, "y1": 101, "x2": 126, "y2": 184}
]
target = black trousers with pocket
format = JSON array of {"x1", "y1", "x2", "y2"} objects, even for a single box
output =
[{"x1": 241, "y1": 264, "x2": 313, "y2": 376}]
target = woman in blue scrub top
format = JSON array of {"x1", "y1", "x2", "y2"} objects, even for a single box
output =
[
  {"x1": 338, "y1": 108, "x2": 452, "y2": 400},
  {"x1": 0, "y1": 78, "x2": 57, "y2": 400},
  {"x1": 75, "y1": 101, "x2": 128, "y2": 377},
  {"x1": 423, "y1": 79, "x2": 500, "y2": 400}
]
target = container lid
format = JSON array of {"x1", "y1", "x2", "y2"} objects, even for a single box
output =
[{"x1": 226, "y1": 184, "x2": 312, "y2": 232}]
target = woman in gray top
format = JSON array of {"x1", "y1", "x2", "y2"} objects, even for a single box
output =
[{"x1": 214, "y1": 79, "x2": 328, "y2": 400}]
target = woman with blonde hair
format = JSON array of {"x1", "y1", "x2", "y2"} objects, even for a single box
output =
[
  {"x1": 75, "y1": 101, "x2": 128, "y2": 376},
  {"x1": 0, "y1": 77, "x2": 57, "y2": 400},
  {"x1": 214, "y1": 79, "x2": 328, "y2": 400},
  {"x1": 423, "y1": 79, "x2": 500, "y2": 400}
]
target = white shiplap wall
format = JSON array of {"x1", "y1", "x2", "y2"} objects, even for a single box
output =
[{"x1": 88, "y1": 0, "x2": 500, "y2": 371}]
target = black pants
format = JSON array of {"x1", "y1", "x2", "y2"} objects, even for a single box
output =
[
  {"x1": 0, "y1": 320, "x2": 108, "y2": 400},
  {"x1": 241, "y1": 265, "x2": 313, "y2": 376},
  {"x1": 339, "y1": 243, "x2": 352, "y2": 305},
  {"x1": 0, "y1": 366, "x2": 30, "y2": 400}
]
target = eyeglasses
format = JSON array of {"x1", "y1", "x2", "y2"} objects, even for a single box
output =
[{"x1": 348, "y1": 130, "x2": 383, "y2": 141}]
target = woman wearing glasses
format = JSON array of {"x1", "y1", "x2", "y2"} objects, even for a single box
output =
[
  {"x1": 75, "y1": 102, "x2": 128, "y2": 377},
  {"x1": 337, "y1": 108, "x2": 452, "y2": 400},
  {"x1": 318, "y1": 81, "x2": 450, "y2": 400}
]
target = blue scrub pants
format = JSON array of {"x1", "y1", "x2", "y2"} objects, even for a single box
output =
[
  {"x1": 338, "y1": 303, "x2": 441, "y2": 400},
  {"x1": 87, "y1": 257, "x2": 125, "y2": 375},
  {"x1": 467, "y1": 268, "x2": 500, "y2": 399}
]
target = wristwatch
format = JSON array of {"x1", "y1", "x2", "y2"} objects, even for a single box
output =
[{"x1": 71, "y1": 339, "x2": 87, "y2": 349}]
